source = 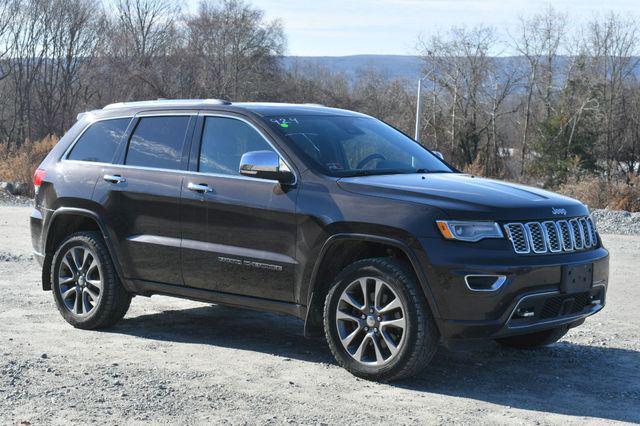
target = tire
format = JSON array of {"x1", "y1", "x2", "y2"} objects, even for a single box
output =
[
  {"x1": 495, "y1": 325, "x2": 569, "y2": 349},
  {"x1": 51, "y1": 231, "x2": 131, "y2": 329},
  {"x1": 323, "y1": 257, "x2": 439, "y2": 381}
]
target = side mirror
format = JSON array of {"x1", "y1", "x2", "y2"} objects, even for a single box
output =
[
  {"x1": 239, "y1": 150, "x2": 294, "y2": 184},
  {"x1": 433, "y1": 151, "x2": 444, "y2": 160}
]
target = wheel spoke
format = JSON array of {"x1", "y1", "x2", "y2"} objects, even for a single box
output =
[
  {"x1": 87, "y1": 259, "x2": 99, "y2": 275},
  {"x1": 378, "y1": 297, "x2": 402, "y2": 314},
  {"x1": 353, "y1": 333, "x2": 370, "y2": 361},
  {"x1": 340, "y1": 292, "x2": 365, "y2": 312},
  {"x1": 74, "y1": 290, "x2": 82, "y2": 314},
  {"x1": 340, "y1": 326, "x2": 362, "y2": 347},
  {"x1": 380, "y1": 317, "x2": 406, "y2": 330},
  {"x1": 71, "y1": 248, "x2": 84, "y2": 271},
  {"x1": 380, "y1": 330, "x2": 399, "y2": 355},
  {"x1": 62, "y1": 255, "x2": 76, "y2": 274},
  {"x1": 358, "y1": 279, "x2": 369, "y2": 309},
  {"x1": 59, "y1": 276, "x2": 75, "y2": 285},
  {"x1": 61, "y1": 287, "x2": 76, "y2": 300},
  {"x1": 371, "y1": 333, "x2": 384, "y2": 363},
  {"x1": 336, "y1": 309, "x2": 361, "y2": 324},
  {"x1": 84, "y1": 287, "x2": 99, "y2": 302},
  {"x1": 373, "y1": 279, "x2": 383, "y2": 310},
  {"x1": 86, "y1": 279, "x2": 102, "y2": 290},
  {"x1": 80, "y1": 250, "x2": 91, "y2": 272}
]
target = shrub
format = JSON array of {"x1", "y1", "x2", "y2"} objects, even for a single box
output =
[
  {"x1": 558, "y1": 175, "x2": 640, "y2": 212},
  {"x1": 0, "y1": 136, "x2": 59, "y2": 196}
]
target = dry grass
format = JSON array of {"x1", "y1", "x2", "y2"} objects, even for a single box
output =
[
  {"x1": 0, "y1": 136, "x2": 59, "y2": 196},
  {"x1": 558, "y1": 175, "x2": 640, "y2": 212}
]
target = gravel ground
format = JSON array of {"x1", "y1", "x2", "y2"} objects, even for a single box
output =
[
  {"x1": 591, "y1": 209, "x2": 640, "y2": 236},
  {"x1": 1, "y1": 205, "x2": 639, "y2": 425}
]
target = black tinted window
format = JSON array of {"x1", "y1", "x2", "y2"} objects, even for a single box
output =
[
  {"x1": 68, "y1": 118, "x2": 130, "y2": 163},
  {"x1": 126, "y1": 116, "x2": 190, "y2": 170},
  {"x1": 199, "y1": 117, "x2": 274, "y2": 175}
]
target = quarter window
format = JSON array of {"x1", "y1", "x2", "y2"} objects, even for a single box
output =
[
  {"x1": 199, "y1": 117, "x2": 275, "y2": 175},
  {"x1": 126, "y1": 116, "x2": 191, "y2": 170},
  {"x1": 67, "y1": 118, "x2": 131, "y2": 163}
]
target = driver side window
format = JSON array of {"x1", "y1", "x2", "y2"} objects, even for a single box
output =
[{"x1": 199, "y1": 117, "x2": 275, "y2": 176}]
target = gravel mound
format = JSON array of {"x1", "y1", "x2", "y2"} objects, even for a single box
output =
[
  {"x1": 0, "y1": 191, "x2": 33, "y2": 207},
  {"x1": 591, "y1": 209, "x2": 640, "y2": 236}
]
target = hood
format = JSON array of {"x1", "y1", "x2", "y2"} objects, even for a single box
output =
[{"x1": 337, "y1": 173, "x2": 588, "y2": 221}]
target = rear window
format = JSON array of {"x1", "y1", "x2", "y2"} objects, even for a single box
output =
[
  {"x1": 67, "y1": 118, "x2": 131, "y2": 163},
  {"x1": 125, "y1": 116, "x2": 190, "y2": 170}
]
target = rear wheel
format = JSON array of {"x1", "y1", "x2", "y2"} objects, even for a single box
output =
[
  {"x1": 323, "y1": 257, "x2": 439, "y2": 381},
  {"x1": 495, "y1": 325, "x2": 569, "y2": 349},
  {"x1": 51, "y1": 231, "x2": 131, "y2": 329}
]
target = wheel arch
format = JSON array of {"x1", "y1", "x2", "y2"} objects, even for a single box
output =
[
  {"x1": 303, "y1": 233, "x2": 440, "y2": 337},
  {"x1": 42, "y1": 208, "x2": 128, "y2": 291}
]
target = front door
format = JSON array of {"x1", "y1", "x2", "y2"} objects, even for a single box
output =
[{"x1": 181, "y1": 114, "x2": 298, "y2": 302}]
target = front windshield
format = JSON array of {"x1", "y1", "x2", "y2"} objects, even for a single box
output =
[{"x1": 263, "y1": 115, "x2": 453, "y2": 176}]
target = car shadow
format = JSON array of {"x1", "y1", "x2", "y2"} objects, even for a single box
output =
[{"x1": 111, "y1": 304, "x2": 640, "y2": 423}]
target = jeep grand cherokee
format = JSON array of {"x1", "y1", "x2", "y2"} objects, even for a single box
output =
[{"x1": 30, "y1": 99, "x2": 609, "y2": 381}]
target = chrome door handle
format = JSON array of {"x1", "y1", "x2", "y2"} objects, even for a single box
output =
[
  {"x1": 187, "y1": 182, "x2": 212, "y2": 193},
  {"x1": 103, "y1": 174, "x2": 126, "y2": 184}
]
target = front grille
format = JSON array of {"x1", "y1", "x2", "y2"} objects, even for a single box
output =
[{"x1": 505, "y1": 216, "x2": 598, "y2": 255}]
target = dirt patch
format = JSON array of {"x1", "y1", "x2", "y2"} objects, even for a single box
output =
[{"x1": 1, "y1": 206, "x2": 639, "y2": 424}]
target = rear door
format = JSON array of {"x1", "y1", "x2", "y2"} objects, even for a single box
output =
[
  {"x1": 93, "y1": 112, "x2": 195, "y2": 285},
  {"x1": 181, "y1": 113, "x2": 299, "y2": 302}
]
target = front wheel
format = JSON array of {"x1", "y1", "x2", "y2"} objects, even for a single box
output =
[
  {"x1": 323, "y1": 257, "x2": 439, "y2": 381},
  {"x1": 495, "y1": 325, "x2": 569, "y2": 349}
]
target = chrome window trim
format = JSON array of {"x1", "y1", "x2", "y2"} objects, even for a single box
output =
[
  {"x1": 197, "y1": 112, "x2": 298, "y2": 186},
  {"x1": 60, "y1": 112, "x2": 298, "y2": 186},
  {"x1": 61, "y1": 115, "x2": 134, "y2": 161}
]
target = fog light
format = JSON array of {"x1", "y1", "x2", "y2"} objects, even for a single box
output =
[{"x1": 514, "y1": 307, "x2": 535, "y2": 318}]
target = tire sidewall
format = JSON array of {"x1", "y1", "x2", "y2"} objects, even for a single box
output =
[
  {"x1": 51, "y1": 235, "x2": 109, "y2": 327},
  {"x1": 324, "y1": 261, "x2": 422, "y2": 379}
]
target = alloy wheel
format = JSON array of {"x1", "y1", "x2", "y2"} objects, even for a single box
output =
[
  {"x1": 335, "y1": 277, "x2": 406, "y2": 366},
  {"x1": 57, "y1": 246, "x2": 102, "y2": 316}
]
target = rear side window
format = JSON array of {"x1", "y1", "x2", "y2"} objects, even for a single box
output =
[
  {"x1": 67, "y1": 118, "x2": 131, "y2": 163},
  {"x1": 199, "y1": 117, "x2": 274, "y2": 175},
  {"x1": 125, "y1": 116, "x2": 190, "y2": 170}
]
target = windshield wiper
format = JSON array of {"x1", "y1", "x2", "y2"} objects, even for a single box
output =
[{"x1": 342, "y1": 169, "x2": 406, "y2": 177}]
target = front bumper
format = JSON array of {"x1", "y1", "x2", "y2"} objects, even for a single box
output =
[{"x1": 416, "y1": 236, "x2": 609, "y2": 346}]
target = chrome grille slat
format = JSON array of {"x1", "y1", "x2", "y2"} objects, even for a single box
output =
[
  {"x1": 505, "y1": 223, "x2": 530, "y2": 254},
  {"x1": 570, "y1": 219, "x2": 584, "y2": 249},
  {"x1": 580, "y1": 218, "x2": 592, "y2": 247},
  {"x1": 504, "y1": 216, "x2": 597, "y2": 255},
  {"x1": 542, "y1": 221, "x2": 562, "y2": 252},
  {"x1": 586, "y1": 217, "x2": 598, "y2": 245},
  {"x1": 525, "y1": 222, "x2": 547, "y2": 253}
]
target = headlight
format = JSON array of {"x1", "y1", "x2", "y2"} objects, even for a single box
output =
[{"x1": 436, "y1": 220, "x2": 504, "y2": 242}]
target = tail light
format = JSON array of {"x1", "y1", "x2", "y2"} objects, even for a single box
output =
[{"x1": 33, "y1": 168, "x2": 46, "y2": 193}]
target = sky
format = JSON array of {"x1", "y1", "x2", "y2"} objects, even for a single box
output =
[{"x1": 212, "y1": 0, "x2": 640, "y2": 56}]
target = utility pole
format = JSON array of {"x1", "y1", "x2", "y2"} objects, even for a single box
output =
[{"x1": 414, "y1": 70, "x2": 434, "y2": 143}]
